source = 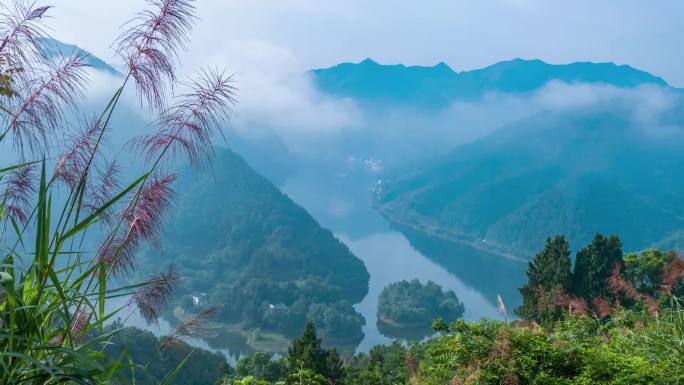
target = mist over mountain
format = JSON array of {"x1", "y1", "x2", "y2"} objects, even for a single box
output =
[
  {"x1": 246, "y1": 57, "x2": 676, "y2": 172},
  {"x1": 258, "y1": 57, "x2": 684, "y2": 259},
  {"x1": 29, "y1": 39, "x2": 684, "y2": 338},
  {"x1": 376, "y1": 107, "x2": 684, "y2": 258},
  {"x1": 312, "y1": 58, "x2": 669, "y2": 107},
  {"x1": 40, "y1": 38, "x2": 121, "y2": 76}
]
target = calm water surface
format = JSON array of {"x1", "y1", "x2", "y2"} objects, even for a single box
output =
[
  {"x1": 280, "y1": 164, "x2": 526, "y2": 351},
  {"x1": 118, "y1": 162, "x2": 527, "y2": 361}
]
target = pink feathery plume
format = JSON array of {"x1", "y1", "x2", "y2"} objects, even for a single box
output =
[
  {"x1": 97, "y1": 235, "x2": 136, "y2": 275},
  {"x1": 132, "y1": 69, "x2": 236, "y2": 168},
  {"x1": 160, "y1": 306, "x2": 218, "y2": 349},
  {"x1": 115, "y1": 0, "x2": 197, "y2": 110},
  {"x1": 661, "y1": 252, "x2": 684, "y2": 296},
  {"x1": 83, "y1": 160, "x2": 121, "y2": 225},
  {"x1": 0, "y1": 1, "x2": 51, "y2": 68},
  {"x1": 591, "y1": 297, "x2": 612, "y2": 319},
  {"x1": 124, "y1": 173, "x2": 177, "y2": 246},
  {"x1": 643, "y1": 295, "x2": 660, "y2": 318},
  {"x1": 555, "y1": 293, "x2": 589, "y2": 317},
  {"x1": 50, "y1": 307, "x2": 91, "y2": 347},
  {"x1": 2, "y1": 164, "x2": 35, "y2": 223},
  {"x1": 568, "y1": 297, "x2": 589, "y2": 317},
  {"x1": 174, "y1": 306, "x2": 218, "y2": 337},
  {"x1": 98, "y1": 173, "x2": 176, "y2": 275},
  {"x1": 70, "y1": 308, "x2": 91, "y2": 344},
  {"x1": 607, "y1": 263, "x2": 641, "y2": 301},
  {"x1": 8, "y1": 52, "x2": 89, "y2": 155},
  {"x1": 54, "y1": 117, "x2": 104, "y2": 189},
  {"x1": 131, "y1": 266, "x2": 179, "y2": 324}
]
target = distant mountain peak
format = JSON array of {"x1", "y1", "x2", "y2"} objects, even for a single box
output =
[
  {"x1": 312, "y1": 57, "x2": 670, "y2": 107},
  {"x1": 433, "y1": 61, "x2": 452, "y2": 70},
  {"x1": 360, "y1": 58, "x2": 379, "y2": 66}
]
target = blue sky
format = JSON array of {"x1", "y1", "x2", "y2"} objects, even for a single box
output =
[{"x1": 51, "y1": 0, "x2": 684, "y2": 86}]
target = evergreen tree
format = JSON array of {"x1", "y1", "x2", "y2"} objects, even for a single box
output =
[
  {"x1": 286, "y1": 321, "x2": 328, "y2": 381},
  {"x1": 572, "y1": 233, "x2": 623, "y2": 300},
  {"x1": 326, "y1": 348, "x2": 344, "y2": 385},
  {"x1": 236, "y1": 352, "x2": 284, "y2": 383},
  {"x1": 287, "y1": 367, "x2": 326, "y2": 385},
  {"x1": 515, "y1": 235, "x2": 572, "y2": 322}
]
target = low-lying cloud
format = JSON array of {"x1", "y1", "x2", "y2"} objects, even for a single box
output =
[{"x1": 254, "y1": 80, "x2": 684, "y2": 164}]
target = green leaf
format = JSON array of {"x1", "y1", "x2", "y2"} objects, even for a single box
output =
[
  {"x1": 61, "y1": 174, "x2": 148, "y2": 242},
  {"x1": 159, "y1": 349, "x2": 195, "y2": 385},
  {"x1": 0, "y1": 160, "x2": 39, "y2": 175}
]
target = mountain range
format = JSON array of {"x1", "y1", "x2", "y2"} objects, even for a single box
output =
[
  {"x1": 315, "y1": 59, "x2": 684, "y2": 258},
  {"x1": 312, "y1": 57, "x2": 671, "y2": 107},
  {"x1": 57, "y1": 35, "x2": 684, "y2": 304}
]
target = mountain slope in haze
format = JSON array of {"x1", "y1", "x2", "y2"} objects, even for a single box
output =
[
  {"x1": 40, "y1": 38, "x2": 121, "y2": 75},
  {"x1": 376, "y1": 108, "x2": 684, "y2": 258},
  {"x1": 140, "y1": 147, "x2": 369, "y2": 350},
  {"x1": 312, "y1": 58, "x2": 670, "y2": 107}
]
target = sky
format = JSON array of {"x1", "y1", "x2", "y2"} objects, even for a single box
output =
[{"x1": 49, "y1": 0, "x2": 684, "y2": 86}]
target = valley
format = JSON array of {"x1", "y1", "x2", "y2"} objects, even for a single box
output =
[
  {"x1": 124, "y1": 57, "x2": 684, "y2": 359},
  {"x1": 3, "y1": 2, "x2": 684, "y2": 383}
]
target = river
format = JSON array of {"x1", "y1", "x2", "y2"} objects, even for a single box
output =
[
  {"x1": 116, "y1": 159, "x2": 527, "y2": 360},
  {"x1": 280, "y1": 161, "x2": 527, "y2": 351}
]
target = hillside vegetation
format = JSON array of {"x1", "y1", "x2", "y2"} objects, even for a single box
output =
[
  {"x1": 223, "y1": 235, "x2": 684, "y2": 385},
  {"x1": 139, "y1": 147, "x2": 370, "y2": 348},
  {"x1": 377, "y1": 280, "x2": 464, "y2": 328},
  {"x1": 377, "y1": 109, "x2": 684, "y2": 258}
]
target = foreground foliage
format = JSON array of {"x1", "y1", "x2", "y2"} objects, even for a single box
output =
[
  {"x1": 227, "y1": 304, "x2": 683, "y2": 384},
  {"x1": 0, "y1": 0, "x2": 235, "y2": 383},
  {"x1": 422, "y1": 308, "x2": 683, "y2": 385},
  {"x1": 227, "y1": 237, "x2": 684, "y2": 385},
  {"x1": 101, "y1": 324, "x2": 229, "y2": 385}
]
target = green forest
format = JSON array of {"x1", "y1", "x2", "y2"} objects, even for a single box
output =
[
  {"x1": 377, "y1": 280, "x2": 464, "y2": 328},
  {"x1": 138, "y1": 147, "x2": 370, "y2": 350},
  {"x1": 215, "y1": 234, "x2": 684, "y2": 384},
  {"x1": 106, "y1": 234, "x2": 684, "y2": 385},
  {"x1": 2, "y1": 1, "x2": 684, "y2": 384}
]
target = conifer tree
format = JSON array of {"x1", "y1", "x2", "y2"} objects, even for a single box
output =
[
  {"x1": 326, "y1": 348, "x2": 345, "y2": 385},
  {"x1": 572, "y1": 233, "x2": 623, "y2": 300},
  {"x1": 515, "y1": 235, "x2": 572, "y2": 322},
  {"x1": 286, "y1": 321, "x2": 328, "y2": 380}
]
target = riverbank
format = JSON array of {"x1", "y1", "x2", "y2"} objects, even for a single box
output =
[{"x1": 375, "y1": 201, "x2": 529, "y2": 262}]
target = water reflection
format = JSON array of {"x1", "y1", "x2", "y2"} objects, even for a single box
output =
[
  {"x1": 376, "y1": 319, "x2": 434, "y2": 342},
  {"x1": 394, "y1": 225, "x2": 527, "y2": 311},
  {"x1": 283, "y1": 164, "x2": 527, "y2": 349},
  {"x1": 106, "y1": 297, "x2": 248, "y2": 364},
  {"x1": 339, "y1": 231, "x2": 500, "y2": 350},
  {"x1": 115, "y1": 160, "x2": 529, "y2": 361}
]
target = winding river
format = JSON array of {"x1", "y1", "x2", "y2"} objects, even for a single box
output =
[
  {"x1": 280, "y1": 161, "x2": 527, "y2": 351},
  {"x1": 117, "y1": 159, "x2": 527, "y2": 361}
]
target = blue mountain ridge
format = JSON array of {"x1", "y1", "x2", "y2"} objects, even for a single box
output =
[
  {"x1": 312, "y1": 58, "x2": 672, "y2": 107},
  {"x1": 44, "y1": 39, "x2": 684, "y2": 259}
]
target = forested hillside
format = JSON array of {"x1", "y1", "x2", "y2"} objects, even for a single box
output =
[
  {"x1": 223, "y1": 236, "x2": 684, "y2": 385},
  {"x1": 377, "y1": 109, "x2": 684, "y2": 258},
  {"x1": 138, "y1": 147, "x2": 370, "y2": 349}
]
